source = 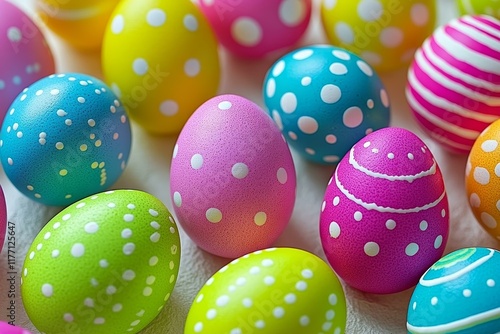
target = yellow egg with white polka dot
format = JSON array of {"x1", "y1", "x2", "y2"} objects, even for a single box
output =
[
  {"x1": 320, "y1": 0, "x2": 436, "y2": 72},
  {"x1": 102, "y1": 0, "x2": 220, "y2": 135},
  {"x1": 466, "y1": 119, "x2": 500, "y2": 242},
  {"x1": 35, "y1": 0, "x2": 120, "y2": 49}
]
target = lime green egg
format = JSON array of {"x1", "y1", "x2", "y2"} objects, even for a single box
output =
[
  {"x1": 457, "y1": 0, "x2": 500, "y2": 17},
  {"x1": 21, "y1": 190, "x2": 181, "y2": 334}
]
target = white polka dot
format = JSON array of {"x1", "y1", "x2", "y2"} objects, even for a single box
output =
[
  {"x1": 160, "y1": 100, "x2": 179, "y2": 116},
  {"x1": 42, "y1": 283, "x2": 53, "y2": 297},
  {"x1": 50, "y1": 89, "x2": 60, "y2": 95},
  {"x1": 333, "y1": 196, "x2": 340, "y2": 206},
  {"x1": 364, "y1": 242, "x2": 379, "y2": 256},
  {"x1": 354, "y1": 211, "x2": 363, "y2": 221},
  {"x1": 262, "y1": 259, "x2": 274, "y2": 267},
  {"x1": 441, "y1": 209, "x2": 446, "y2": 218},
  {"x1": 123, "y1": 214, "x2": 134, "y2": 222},
  {"x1": 232, "y1": 163, "x2": 249, "y2": 179},
  {"x1": 380, "y1": 27, "x2": 404, "y2": 48},
  {"x1": 143, "y1": 287, "x2": 153, "y2": 296},
  {"x1": 298, "y1": 116, "x2": 319, "y2": 134},
  {"x1": 191, "y1": 154, "x2": 204, "y2": 169},
  {"x1": 123, "y1": 270, "x2": 136, "y2": 281},
  {"x1": 254, "y1": 212, "x2": 267, "y2": 226},
  {"x1": 357, "y1": 60, "x2": 373, "y2": 76},
  {"x1": 408, "y1": 153, "x2": 414, "y2": 160},
  {"x1": 474, "y1": 167, "x2": 490, "y2": 185},
  {"x1": 481, "y1": 212, "x2": 498, "y2": 229},
  {"x1": 173, "y1": 145, "x2": 179, "y2": 159},
  {"x1": 293, "y1": 49, "x2": 314, "y2": 60},
  {"x1": 362, "y1": 52, "x2": 382, "y2": 67},
  {"x1": 285, "y1": 293, "x2": 296, "y2": 304},
  {"x1": 230, "y1": 329, "x2": 242, "y2": 334},
  {"x1": 358, "y1": 0, "x2": 383, "y2": 21},
  {"x1": 52, "y1": 250, "x2": 60, "y2": 258},
  {"x1": 301, "y1": 76, "x2": 312, "y2": 86},
  {"x1": 330, "y1": 62, "x2": 348, "y2": 75},
  {"x1": 411, "y1": 3, "x2": 429, "y2": 26},
  {"x1": 123, "y1": 242, "x2": 135, "y2": 255},
  {"x1": 272, "y1": 60, "x2": 286, "y2": 77},
  {"x1": 151, "y1": 221, "x2": 160, "y2": 230},
  {"x1": 463, "y1": 289, "x2": 472, "y2": 297},
  {"x1": 335, "y1": 22, "x2": 354, "y2": 44},
  {"x1": 266, "y1": 78, "x2": 276, "y2": 98},
  {"x1": 279, "y1": 0, "x2": 306, "y2": 26},
  {"x1": 323, "y1": 0, "x2": 337, "y2": 9},
  {"x1": 218, "y1": 101, "x2": 232, "y2": 110},
  {"x1": 63, "y1": 313, "x2": 73, "y2": 322},
  {"x1": 84, "y1": 222, "x2": 99, "y2": 234},
  {"x1": 495, "y1": 163, "x2": 500, "y2": 177},
  {"x1": 329, "y1": 293, "x2": 338, "y2": 305},
  {"x1": 380, "y1": 89, "x2": 390, "y2": 108},
  {"x1": 302, "y1": 269, "x2": 313, "y2": 279},
  {"x1": 333, "y1": 50, "x2": 350, "y2": 60},
  {"x1": 487, "y1": 279, "x2": 496, "y2": 287},
  {"x1": 173, "y1": 192, "x2": 182, "y2": 207},
  {"x1": 326, "y1": 310, "x2": 335, "y2": 320},
  {"x1": 434, "y1": 235, "x2": 443, "y2": 249},
  {"x1": 276, "y1": 168, "x2": 288, "y2": 185},
  {"x1": 255, "y1": 320, "x2": 265, "y2": 329},
  {"x1": 387, "y1": 153, "x2": 395, "y2": 159},
  {"x1": 431, "y1": 297, "x2": 438, "y2": 305},
  {"x1": 300, "y1": 315, "x2": 310, "y2": 326},
  {"x1": 296, "y1": 280, "x2": 307, "y2": 291},
  {"x1": 111, "y1": 15, "x2": 124, "y2": 33},
  {"x1": 281, "y1": 92, "x2": 297, "y2": 113},
  {"x1": 470, "y1": 193, "x2": 483, "y2": 208},
  {"x1": 249, "y1": 266, "x2": 260, "y2": 274},
  {"x1": 216, "y1": 295, "x2": 230, "y2": 307},
  {"x1": 405, "y1": 243, "x2": 419, "y2": 256},
  {"x1": 121, "y1": 228, "x2": 132, "y2": 239},
  {"x1": 149, "y1": 256, "x2": 159, "y2": 266},
  {"x1": 273, "y1": 306, "x2": 285, "y2": 318},
  {"x1": 206, "y1": 309, "x2": 217, "y2": 320},
  {"x1": 326, "y1": 134, "x2": 337, "y2": 144},
  {"x1": 7, "y1": 27, "x2": 22, "y2": 42},
  {"x1": 343, "y1": 107, "x2": 364, "y2": 128},
  {"x1": 150, "y1": 232, "x2": 161, "y2": 243},
  {"x1": 184, "y1": 14, "x2": 198, "y2": 31},
  {"x1": 420, "y1": 220, "x2": 428, "y2": 231},
  {"x1": 206, "y1": 208, "x2": 222, "y2": 223},
  {"x1": 482, "y1": 140, "x2": 498, "y2": 152},
  {"x1": 288, "y1": 131, "x2": 298, "y2": 140},
  {"x1": 194, "y1": 322, "x2": 203, "y2": 332},
  {"x1": 147, "y1": 9, "x2": 166, "y2": 27},
  {"x1": 305, "y1": 148, "x2": 315, "y2": 155},
  {"x1": 264, "y1": 276, "x2": 275, "y2": 285},
  {"x1": 323, "y1": 322, "x2": 333, "y2": 331},
  {"x1": 242, "y1": 298, "x2": 253, "y2": 308},
  {"x1": 133, "y1": 58, "x2": 148, "y2": 75},
  {"x1": 184, "y1": 58, "x2": 201, "y2": 77},
  {"x1": 321, "y1": 84, "x2": 341, "y2": 104},
  {"x1": 71, "y1": 243, "x2": 85, "y2": 257},
  {"x1": 231, "y1": 17, "x2": 262, "y2": 46},
  {"x1": 98, "y1": 259, "x2": 108, "y2": 268}
]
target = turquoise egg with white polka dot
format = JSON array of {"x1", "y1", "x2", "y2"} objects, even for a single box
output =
[
  {"x1": 185, "y1": 247, "x2": 347, "y2": 334},
  {"x1": 21, "y1": 190, "x2": 181, "y2": 334},
  {"x1": 407, "y1": 247, "x2": 500, "y2": 333},
  {"x1": 0, "y1": 73, "x2": 132, "y2": 206},
  {"x1": 263, "y1": 44, "x2": 391, "y2": 164}
]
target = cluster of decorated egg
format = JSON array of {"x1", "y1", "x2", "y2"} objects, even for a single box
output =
[
  {"x1": 407, "y1": 15, "x2": 500, "y2": 154},
  {"x1": 185, "y1": 248, "x2": 347, "y2": 334},
  {"x1": 0, "y1": 0, "x2": 55, "y2": 120},
  {"x1": 0, "y1": 73, "x2": 131, "y2": 206},
  {"x1": 102, "y1": 0, "x2": 220, "y2": 134},
  {"x1": 321, "y1": 0, "x2": 436, "y2": 72},
  {"x1": 263, "y1": 44, "x2": 390, "y2": 164},
  {"x1": 198, "y1": 0, "x2": 312, "y2": 58},
  {"x1": 170, "y1": 94, "x2": 296, "y2": 259},
  {"x1": 21, "y1": 190, "x2": 181, "y2": 334},
  {"x1": 407, "y1": 247, "x2": 500, "y2": 333},
  {"x1": 457, "y1": 0, "x2": 500, "y2": 17},
  {"x1": 320, "y1": 127, "x2": 449, "y2": 294}
]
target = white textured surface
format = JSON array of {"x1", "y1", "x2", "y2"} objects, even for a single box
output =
[{"x1": 1, "y1": 0, "x2": 499, "y2": 333}]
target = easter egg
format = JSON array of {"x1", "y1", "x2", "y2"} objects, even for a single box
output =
[
  {"x1": 170, "y1": 94, "x2": 296, "y2": 258},
  {"x1": 457, "y1": 0, "x2": 500, "y2": 18},
  {"x1": 407, "y1": 15, "x2": 500, "y2": 154},
  {"x1": 21, "y1": 190, "x2": 181, "y2": 334},
  {"x1": 198, "y1": 0, "x2": 312, "y2": 58},
  {"x1": 102, "y1": 0, "x2": 220, "y2": 134},
  {"x1": 319, "y1": 127, "x2": 449, "y2": 294},
  {"x1": 185, "y1": 247, "x2": 347, "y2": 334},
  {"x1": 263, "y1": 45, "x2": 390, "y2": 165},
  {"x1": 0, "y1": 186, "x2": 7, "y2": 252},
  {"x1": 407, "y1": 247, "x2": 500, "y2": 333},
  {"x1": 320, "y1": 0, "x2": 436, "y2": 72},
  {"x1": 0, "y1": 322, "x2": 30, "y2": 334},
  {"x1": 0, "y1": 0, "x2": 55, "y2": 120},
  {"x1": 0, "y1": 73, "x2": 131, "y2": 207}
]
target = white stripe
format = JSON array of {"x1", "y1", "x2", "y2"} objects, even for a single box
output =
[
  {"x1": 459, "y1": 0, "x2": 475, "y2": 14},
  {"x1": 462, "y1": 15, "x2": 500, "y2": 40},
  {"x1": 449, "y1": 19, "x2": 500, "y2": 52}
]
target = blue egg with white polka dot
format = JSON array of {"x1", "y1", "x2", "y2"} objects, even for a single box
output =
[
  {"x1": 0, "y1": 73, "x2": 132, "y2": 206},
  {"x1": 263, "y1": 44, "x2": 391, "y2": 164}
]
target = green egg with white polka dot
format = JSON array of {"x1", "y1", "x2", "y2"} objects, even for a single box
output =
[
  {"x1": 185, "y1": 248, "x2": 347, "y2": 334},
  {"x1": 21, "y1": 190, "x2": 181, "y2": 334}
]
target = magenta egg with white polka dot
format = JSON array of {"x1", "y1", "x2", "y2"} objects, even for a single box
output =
[
  {"x1": 319, "y1": 127, "x2": 449, "y2": 294},
  {"x1": 198, "y1": 0, "x2": 312, "y2": 58},
  {"x1": 0, "y1": 321, "x2": 30, "y2": 334},
  {"x1": 0, "y1": 0, "x2": 55, "y2": 121},
  {"x1": 170, "y1": 94, "x2": 296, "y2": 258}
]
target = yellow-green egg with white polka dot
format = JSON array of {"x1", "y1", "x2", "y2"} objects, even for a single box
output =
[
  {"x1": 21, "y1": 190, "x2": 181, "y2": 334},
  {"x1": 185, "y1": 248, "x2": 347, "y2": 334},
  {"x1": 102, "y1": 0, "x2": 220, "y2": 134}
]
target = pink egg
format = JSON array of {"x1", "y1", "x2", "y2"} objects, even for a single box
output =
[
  {"x1": 0, "y1": 0, "x2": 55, "y2": 121},
  {"x1": 197, "y1": 0, "x2": 312, "y2": 58},
  {"x1": 319, "y1": 127, "x2": 449, "y2": 294},
  {"x1": 0, "y1": 186, "x2": 6, "y2": 252},
  {"x1": 407, "y1": 15, "x2": 500, "y2": 154},
  {"x1": 170, "y1": 94, "x2": 296, "y2": 258},
  {"x1": 0, "y1": 321, "x2": 31, "y2": 334}
]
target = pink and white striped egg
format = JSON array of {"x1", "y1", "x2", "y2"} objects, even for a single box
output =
[
  {"x1": 170, "y1": 94, "x2": 296, "y2": 259},
  {"x1": 319, "y1": 127, "x2": 449, "y2": 294},
  {"x1": 407, "y1": 15, "x2": 500, "y2": 154}
]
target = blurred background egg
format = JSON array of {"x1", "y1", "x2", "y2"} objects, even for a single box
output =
[
  {"x1": 0, "y1": 73, "x2": 131, "y2": 207},
  {"x1": 320, "y1": 127, "x2": 449, "y2": 294},
  {"x1": 0, "y1": 0, "x2": 55, "y2": 121},
  {"x1": 197, "y1": 0, "x2": 312, "y2": 58},
  {"x1": 320, "y1": 0, "x2": 436, "y2": 72},
  {"x1": 465, "y1": 119, "x2": 500, "y2": 241},
  {"x1": 35, "y1": 0, "x2": 120, "y2": 49},
  {"x1": 0, "y1": 322, "x2": 30, "y2": 334},
  {"x1": 21, "y1": 190, "x2": 181, "y2": 334},
  {"x1": 0, "y1": 186, "x2": 6, "y2": 252},
  {"x1": 263, "y1": 44, "x2": 390, "y2": 165},
  {"x1": 170, "y1": 94, "x2": 296, "y2": 259},
  {"x1": 407, "y1": 247, "x2": 500, "y2": 333},
  {"x1": 185, "y1": 248, "x2": 347, "y2": 334},
  {"x1": 407, "y1": 15, "x2": 500, "y2": 154},
  {"x1": 457, "y1": 0, "x2": 500, "y2": 17},
  {"x1": 102, "y1": 0, "x2": 220, "y2": 135}
]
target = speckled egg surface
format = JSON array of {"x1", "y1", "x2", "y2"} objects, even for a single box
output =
[
  {"x1": 457, "y1": 0, "x2": 500, "y2": 17},
  {"x1": 185, "y1": 247, "x2": 347, "y2": 334},
  {"x1": 320, "y1": 127, "x2": 449, "y2": 294},
  {"x1": 0, "y1": 0, "x2": 55, "y2": 120},
  {"x1": 0, "y1": 186, "x2": 7, "y2": 252},
  {"x1": 263, "y1": 45, "x2": 390, "y2": 164},
  {"x1": 321, "y1": 0, "x2": 436, "y2": 72},
  {"x1": 170, "y1": 94, "x2": 296, "y2": 259},
  {"x1": 0, "y1": 73, "x2": 131, "y2": 207},
  {"x1": 0, "y1": 322, "x2": 30, "y2": 334},
  {"x1": 21, "y1": 190, "x2": 181, "y2": 334},
  {"x1": 198, "y1": 0, "x2": 312, "y2": 58},
  {"x1": 465, "y1": 119, "x2": 500, "y2": 241},
  {"x1": 407, "y1": 15, "x2": 500, "y2": 154},
  {"x1": 102, "y1": 0, "x2": 220, "y2": 134},
  {"x1": 407, "y1": 247, "x2": 500, "y2": 333}
]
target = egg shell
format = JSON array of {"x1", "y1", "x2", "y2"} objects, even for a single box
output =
[
  {"x1": 35, "y1": 0, "x2": 120, "y2": 49},
  {"x1": 102, "y1": 0, "x2": 220, "y2": 134},
  {"x1": 0, "y1": 322, "x2": 31, "y2": 334},
  {"x1": 0, "y1": 73, "x2": 132, "y2": 207},
  {"x1": 321, "y1": 0, "x2": 436, "y2": 72},
  {"x1": 198, "y1": 0, "x2": 312, "y2": 58},
  {"x1": 0, "y1": 0, "x2": 55, "y2": 120},
  {"x1": 465, "y1": 119, "x2": 500, "y2": 241},
  {"x1": 457, "y1": 0, "x2": 500, "y2": 18},
  {"x1": 0, "y1": 186, "x2": 7, "y2": 252},
  {"x1": 185, "y1": 247, "x2": 347, "y2": 334},
  {"x1": 319, "y1": 127, "x2": 449, "y2": 294},
  {"x1": 407, "y1": 15, "x2": 500, "y2": 154},
  {"x1": 170, "y1": 94, "x2": 296, "y2": 259},
  {"x1": 263, "y1": 44, "x2": 391, "y2": 164},
  {"x1": 21, "y1": 190, "x2": 181, "y2": 334},
  {"x1": 407, "y1": 247, "x2": 500, "y2": 333}
]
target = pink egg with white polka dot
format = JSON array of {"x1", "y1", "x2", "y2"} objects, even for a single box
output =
[
  {"x1": 170, "y1": 94, "x2": 296, "y2": 258},
  {"x1": 0, "y1": 0, "x2": 55, "y2": 120},
  {"x1": 198, "y1": 0, "x2": 312, "y2": 58},
  {"x1": 319, "y1": 127, "x2": 449, "y2": 294}
]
